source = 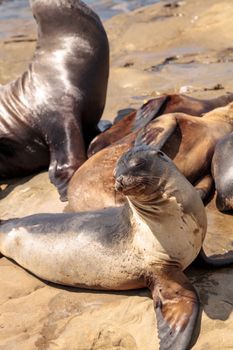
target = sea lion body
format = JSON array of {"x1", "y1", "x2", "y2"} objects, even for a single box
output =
[
  {"x1": 0, "y1": 146, "x2": 207, "y2": 349},
  {"x1": 68, "y1": 103, "x2": 233, "y2": 211},
  {"x1": 88, "y1": 93, "x2": 233, "y2": 157},
  {"x1": 212, "y1": 132, "x2": 233, "y2": 212},
  {"x1": 159, "y1": 111, "x2": 233, "y2": 182},
  {"x1": 0, "y1": 0, "x2": 109, "y2": 199},
  {"x1": 68, "y1": 142, "x2": 130, "y2": 210},
  {"x1": 0, "y1": 198, "x2": 203, "y2": 289}
]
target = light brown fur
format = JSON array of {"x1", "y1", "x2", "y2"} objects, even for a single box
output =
[{"x1": 68, "y1": 103, "x2": 233, "y2": 211}]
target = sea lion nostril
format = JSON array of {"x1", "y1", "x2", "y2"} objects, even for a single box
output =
[
  {"x1": 115, "y1": 176, "x2": 124, "y2": 192},
  {"x1": 115, "y1": 175, "x2": 124, "y2": 185}
]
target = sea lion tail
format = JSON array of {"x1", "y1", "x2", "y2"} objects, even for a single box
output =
[{"x1": 194, "y1": 248, "x2": 233, "y2": 268}]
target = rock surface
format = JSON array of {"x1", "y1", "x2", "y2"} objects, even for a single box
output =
[{"x1": 0, "y1": 0, "x2": 233, "y2": 349}]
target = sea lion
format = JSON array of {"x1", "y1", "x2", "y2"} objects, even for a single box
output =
[
  {"x1": 211, "y1": 132, "x2": 233, "y2": 212},
  {"x1": 68, "y1": 102, "x2": 233, "y2": 211},
  {"x1": 0, "y1": 0, "x2": 109, "y2": 200},
  {"x1": 0, "y1": 145, "x2": 210, "y2": 350},
  {"x1": 88, "y1": 93, "x2": 233, "y2": 157},
  {"x1": 1, "y1": 145, "x2": 233, "y2": 349}
]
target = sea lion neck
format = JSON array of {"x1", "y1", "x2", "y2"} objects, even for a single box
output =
[
  {"x1": 203, "y1": 102, "x2": 233, "y2": 126},
  {"x1": 127, "y1": 182, "x2": 181, "y2": 228},
  {"x1": 126, "y1": 164, "x2": 205, "y2": 232}
]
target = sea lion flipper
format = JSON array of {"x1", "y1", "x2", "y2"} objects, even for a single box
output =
[
  {"x1": 135, "y1": 114, "x2": 177, "y2": 149},
  {"x1": 195, "y1": 247, "x2": 233, "y2": 268},
  {"x1": 148, "y1": 268, "x2": 199, "y2": 350},
  {"x1": 195, "y1": 174, "x2": 214, "y2": 204},
  {"x1": 48, "y1": 114, "x2": 87, "y2": 201},
  {"x1": 132, "y1": 96, "x2": 171, "y2": 131}
]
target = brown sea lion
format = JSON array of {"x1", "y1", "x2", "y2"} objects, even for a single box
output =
[
  {"x1": 88, "y1": 93, "x2": 233, "y2": 157},
  {"x1": 0, "y1": 0, "x2": 109, "y2": 200},
  {"x1": 68, "y1": 103, "x2": 233, "y2": 211},
  {"x1": 1, "y1": 146, "x2": 233, "y2": 349},
  {"x1": 2, "y1": 145, "x2": 233, "y2": 349},
  {"x1": 211, "y1": 132, "x2": 233, "y2": 212}
]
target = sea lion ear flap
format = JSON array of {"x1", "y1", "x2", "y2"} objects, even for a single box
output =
[
  {"x1": 132, "y1": 95, "x2": 171, "y2": 132},
  {"x1": 147, "y1": 268, "x2": 199, "y2": 350}
]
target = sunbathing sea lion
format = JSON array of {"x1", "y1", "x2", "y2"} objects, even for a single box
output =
[
  {"x1": 1, "y1": 145, "x2": 233, "y2": 349},
  {"x1": 212, "y1": 132, "x2": 233, "y2": 212},
  {"x1": 88, "y1": 93, "x2": 233, "y2": 157},
  {"x1": 68, "y1": 103, "x2": 233, "y2": 211},
  {"x1": 0, "y1": 146, "x2": 212, "y2": 349},
  {"x1": 0, "y1": 0, "x2": 109, "y2": 200}
]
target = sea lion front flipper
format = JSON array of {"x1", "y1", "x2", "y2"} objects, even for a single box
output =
[
  {"x1": 135, "y1": 114, "x2": 177, "y2": 149},
  {"x1": 148, "y1": 268, "x2": 199, "y2": 350},
  {"x1": 132, "y1": 95, "x2": 171, "y2": 131},
  {"x1": 47, "y1": 110, "x2": 87, "y2": 201},
  {"x1": 195, "y1": 174, "x2": 214, "y2": 204}
]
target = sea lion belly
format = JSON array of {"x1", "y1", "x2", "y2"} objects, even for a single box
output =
[{"x1": 0, "y1": 210, "x2": 145, "y2": 290}]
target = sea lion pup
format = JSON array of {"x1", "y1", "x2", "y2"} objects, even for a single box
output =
[
  {"x1": 211, "y1": 132, "x2": 233, "y2": 212},
  {"x1": 68, "y1": 102, "x2": 233, "y2": 212},
  {"x1": 0, "y1": 0, "x2": 109, "y2": 200},
  {"x1": 1, "y1": 146, "x2": 233, "y2": 349},
  {"x1": 88, "y1": 93, "x2": 233, "y2": 157}
]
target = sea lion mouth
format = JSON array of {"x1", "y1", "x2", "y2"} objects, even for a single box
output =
[{"x1": 115, "y1": 175, "x2": 145, "y2": 195}]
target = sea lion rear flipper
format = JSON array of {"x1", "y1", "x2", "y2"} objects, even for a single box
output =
[
  {"x1": 148, "y1": 268, "x2": 199, "y2": 350},
  {"x1": 194, "y1": 247, "x2": 233, "y2": 268},
  {"x1": 132, "y1": 95, "x2": 171, "y2": 131},
  {"x1": 135, "y1": 114, "x2": 177, "y2": 149}
]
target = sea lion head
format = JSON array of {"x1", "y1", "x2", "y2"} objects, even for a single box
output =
[
  {"x1": 114, "y1": 145, "x2": 172, "y2": 199},
  {"x1": 30, "y1": 0, "x2": 101, "y2": 36},
  {"x1": 30, "y1": 0, "x2": 96, "y2": 15}
]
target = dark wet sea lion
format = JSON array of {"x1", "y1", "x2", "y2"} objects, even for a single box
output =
[
  {"x1": 88, "y1": 93, "x2": 233, "y2": 157},
  {"x1": 0, "y1": 145, "x2": 209, "y2": 350},
  {"x1": 68, "y1": 103, "x2": 233, "y2": 211},
  {"x1": 0, "y1": 0, "x2": 109, "y2": 200},
  {"x1": 211, "y1": 132, "x2": 233, "y2": 212}
]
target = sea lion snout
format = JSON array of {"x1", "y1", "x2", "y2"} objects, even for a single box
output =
[
  {"x1": 115, "y1": 175, "x2": 124, "y2": 192},
  {"x1": 115, "y1": 174, "x2": 141, "y2": 195}
]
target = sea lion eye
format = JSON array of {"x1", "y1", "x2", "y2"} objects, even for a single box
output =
[
  {"x1": 130, "y1": 158, "x2": 145, "y2": 168},
  {"x1": 158, "y1": 151, "x2": 164, "y2": 157}
]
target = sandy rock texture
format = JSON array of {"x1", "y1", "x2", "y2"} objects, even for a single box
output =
[{"x1": 0, "y1": 0, "x2": 233, "y2": 349}]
